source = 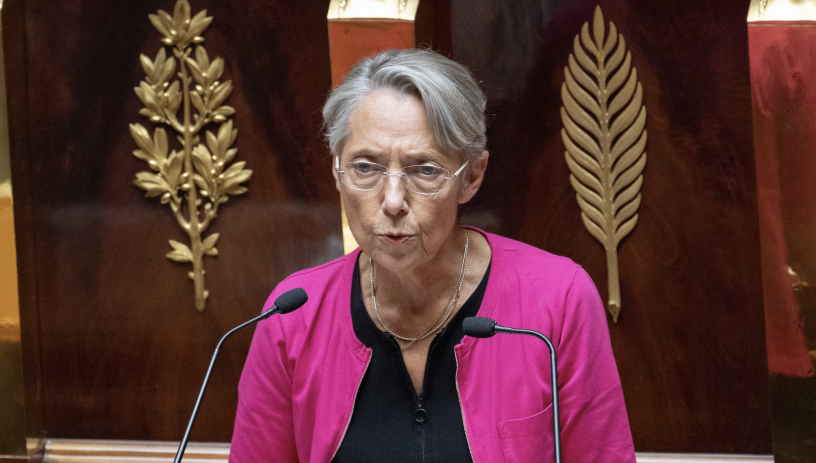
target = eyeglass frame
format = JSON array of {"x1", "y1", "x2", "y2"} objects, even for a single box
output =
[{"x1": 334, "y1": 155, "x2": 469, "y2": 196}]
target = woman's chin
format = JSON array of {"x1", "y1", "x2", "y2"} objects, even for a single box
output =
[{"x1": 367, "y1": 245, "x2": 423, "y2": 272}]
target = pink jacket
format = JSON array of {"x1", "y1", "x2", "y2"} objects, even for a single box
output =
[{"x1": 229, "y1": 230, "x2": 636, "y2": 462}]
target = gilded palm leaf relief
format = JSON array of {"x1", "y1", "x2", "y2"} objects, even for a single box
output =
[
  {"x1": 130, "y1": 0, "x2": 252, "y2": 312},
  {"x1": 560, "y1": 6, "x2": 647, "y2": 323}
]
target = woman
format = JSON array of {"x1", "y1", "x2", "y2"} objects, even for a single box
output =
[{"x1": 230, "y1": 49, "x2": 635, "y2": 462}]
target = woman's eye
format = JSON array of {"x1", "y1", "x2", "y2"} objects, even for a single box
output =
[
  {"x1": 354, "y1": 162, "x2": 373, "y2": 174},
  {"x1": 418, "y1": 166, "x2": 440, "y2": 176}
]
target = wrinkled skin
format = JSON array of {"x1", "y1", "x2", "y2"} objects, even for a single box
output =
[
  {"x1": 334, "y1": 88, "x2": 491, "y2": 389},
  {"x1": 335, "y1": 90, "x2": 484, "y2": 271}
]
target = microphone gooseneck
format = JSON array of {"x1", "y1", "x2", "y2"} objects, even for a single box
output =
[
  {"x1": 173, "y1": 288, "x2": 309, "y2": 463},
  {"x1": 463, "y1": 316, "x2": 562, "y2": 463}
]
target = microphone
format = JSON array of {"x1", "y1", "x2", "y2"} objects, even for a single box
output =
[
  {"x1": 173, "y1": 288, "x2": 308, "y2": 463},
  {"x1": 462, "y1": 316, "x2": 561, "y2": 463}
]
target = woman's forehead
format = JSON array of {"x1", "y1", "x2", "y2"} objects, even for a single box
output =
[
  {"x1": 349, "y1": 90, "x2": 429, "y2": 137},
  {"x1": 343, "y1": 90, "x2": 451, "y2": 163}
]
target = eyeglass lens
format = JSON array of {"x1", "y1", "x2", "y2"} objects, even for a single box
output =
[{"x1": 340, "y1": 161, "x2": 449, "y2": 194}]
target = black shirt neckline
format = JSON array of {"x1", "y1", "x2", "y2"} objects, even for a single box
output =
[
  {"x1": 351, "y1": 257, "x2": 490, "y2": 352},
  {"x1": 333, "y1": 256, "x2": 489, "y2": 463}
]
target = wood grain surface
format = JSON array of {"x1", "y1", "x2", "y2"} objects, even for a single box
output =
[
  {"x1": 3, "y1": 0, "x2": 46, "y2": 440},
  {"x1": 6, "y1": 0, "x2": 342, "y2": 441},
  {"x1": 453, "y1": 0, "x2": 771, "y2": 453}
]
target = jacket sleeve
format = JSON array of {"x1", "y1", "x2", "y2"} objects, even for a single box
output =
[
  {"x1": 229, "y1": 304, "x2": 299, "y2": 463},
  {"x1": 557, "y1": 268, "x2": 636, "y2": 462}
]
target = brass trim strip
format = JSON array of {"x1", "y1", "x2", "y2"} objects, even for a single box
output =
[
  {"x1": 34, "y1": 439, "x2": 227, "y2": 462},
  {"x1": 748, "y1": 0, "x2": 816, "y2": 22},
  {"x1": 637, "y1": 456, "x2": 772, "y2": 463},
  {"x1": 27, "y1": 439, "x2": 773, "y2": 463}
]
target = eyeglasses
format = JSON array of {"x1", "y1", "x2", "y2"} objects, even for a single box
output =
[{"x1": 335, "y1": 158, "x2": 469, "y2": 195}]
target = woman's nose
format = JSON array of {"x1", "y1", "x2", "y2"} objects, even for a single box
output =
[{"x1": 382, "y1": 172, "x2": 407, "y2": 215}]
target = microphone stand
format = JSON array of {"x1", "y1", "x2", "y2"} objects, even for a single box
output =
[
  {"x1": 493, "y1": 324, "x2": 561, "y2": 463},
  {"x1": 463, "y1": 317, "x2": 561, "y2": 463},
  {"x1": 172, "y1": 306, "x2": 280, "y2": 463}
]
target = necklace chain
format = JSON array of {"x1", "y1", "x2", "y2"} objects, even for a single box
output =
[{"x1": 370, "y1": 232, "x2": 469, "y2": 351}]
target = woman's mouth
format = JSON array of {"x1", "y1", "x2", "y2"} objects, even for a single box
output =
[{"x1": 380, "y1": 234, "x2": 411, "y2": 244}]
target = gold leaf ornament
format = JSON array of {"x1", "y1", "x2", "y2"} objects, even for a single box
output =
[
  {"x1": 561, "y1": 6, "x2": 647, "y2": 323},
  {"x1": 131, "y1": 0, "x2": 252, "y2": 312}
]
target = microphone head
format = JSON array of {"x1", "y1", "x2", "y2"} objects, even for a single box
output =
[
  {"x1": 463, "y1": 317, "x2": 497, "y2": 338},
  {"x1": 275, "y1": 288, "x2": 308, "y2": 314}
]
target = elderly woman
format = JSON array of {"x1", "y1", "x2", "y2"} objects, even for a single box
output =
[{"x1": 229, "y1": 49, "x2": 635, "y2": 462}]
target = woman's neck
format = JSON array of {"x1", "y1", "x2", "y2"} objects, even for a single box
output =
[{"x1": 363, "y1": 228, "x2": 469, "y2": 331}]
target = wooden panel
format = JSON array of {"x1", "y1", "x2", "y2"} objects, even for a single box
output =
[
  {"x1": 0, "y1": 0, "x2": 27, "y2": 455},
  {"x1": 452, "y1": 0, "x2": 771, "y2": 453},
  {"x1": 415, "y1": 0, "x2": 452, "y2": 56},
  {"x1": 8, "y1": 0, "x2": 340, "y2": 442},
  {"x1": 2, "y1": 0, "x2": 46, "y2": 440}
]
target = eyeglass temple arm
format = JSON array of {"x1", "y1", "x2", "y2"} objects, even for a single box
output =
[
  {"x1": 449, "y1": 160, "x2": 469, "y2": 179},
  {"x1": 334, "y1": 155, "x2": 346, "y2": 174}
]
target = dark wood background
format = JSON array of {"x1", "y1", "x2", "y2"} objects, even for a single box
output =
[
  {"x1": 6, "y1": 0, "x2": 772, "y2": 453},
  {"x1": 5, "y1": 0, "x2": 343, "y2": 442},
  {"x1": 455, "y1": 0, "x2": 771, "y2": 453}
]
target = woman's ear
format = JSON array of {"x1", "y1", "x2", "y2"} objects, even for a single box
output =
[{"x1": 459, "y1": 150, "x2": 489, "y2": 204}]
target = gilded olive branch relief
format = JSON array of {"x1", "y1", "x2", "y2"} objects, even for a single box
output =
[
  {"x1": 130, "y1": 0, "x2": 252, "y2": 312},
  {"x1": 561, "y1": 6, "x2": 647, "y2": 323}
]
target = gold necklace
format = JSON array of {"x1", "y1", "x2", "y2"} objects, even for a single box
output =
[{"x1": 370, "y1": 232, "x2": 469, "y2": 351}]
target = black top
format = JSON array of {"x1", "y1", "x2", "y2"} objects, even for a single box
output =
[{"x1": 333, "y1": 258, "x2": 490, "y2": 463}]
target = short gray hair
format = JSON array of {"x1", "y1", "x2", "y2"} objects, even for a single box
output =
[{"x1": 322, "y1": 49, "x2": 486, "y2": 170}]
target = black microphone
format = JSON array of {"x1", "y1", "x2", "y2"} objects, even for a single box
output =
[
  {"x1": 462, "y1": 316, "x2": 561, "y2": 463},
  {"x1": 173, "y1": 288, "x2": 308, "y2": 463}
]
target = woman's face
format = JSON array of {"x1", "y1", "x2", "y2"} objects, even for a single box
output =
[{"x1": 335, "y1": 89, "x2": 485, "y2": 273}]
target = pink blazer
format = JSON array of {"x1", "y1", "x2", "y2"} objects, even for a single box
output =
[{"x1": 229, "y1": 229, "x2": 636, "y2": 462}]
